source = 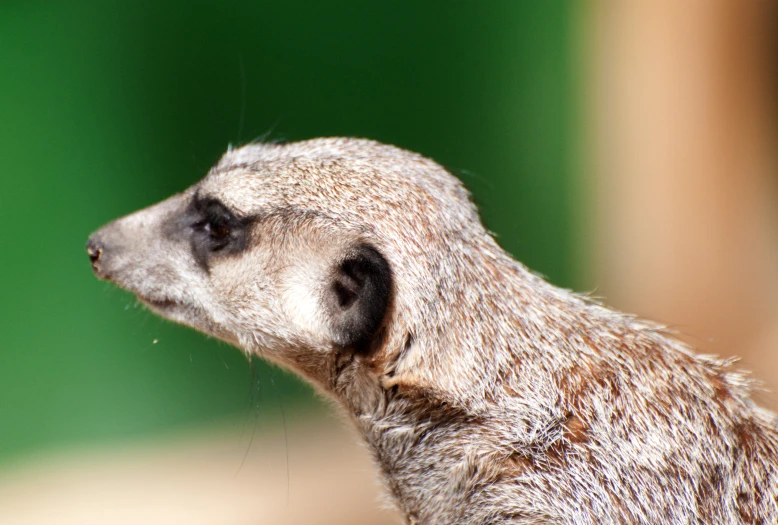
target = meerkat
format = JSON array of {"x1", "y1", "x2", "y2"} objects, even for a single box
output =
[{"x1": 87, "y1": 138, "x2": 778, "y2": 524}]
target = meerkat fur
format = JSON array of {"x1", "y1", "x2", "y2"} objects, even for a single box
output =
[{"x1": 88, "y1": 138, "x2": 778, "y2": 524}]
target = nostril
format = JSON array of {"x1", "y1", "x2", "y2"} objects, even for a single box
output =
[
  {"x1": 86, "y1": 236, "x2": 114, "y2": 281},
  {"x1": 86, "y1": 239, "x2": 103, "y2": 265}
]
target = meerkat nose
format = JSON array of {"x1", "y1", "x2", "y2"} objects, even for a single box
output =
[
  {"x1": 86, "y1": 238, "x2": 101, "y2": 263},
  {"x1": 86, "y1": 237, "x2": 106, "y2": 277}
]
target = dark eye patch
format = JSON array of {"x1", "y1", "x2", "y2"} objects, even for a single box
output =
[{"x1": 188, "y1": 194, "x2": 254, "y2": 271}]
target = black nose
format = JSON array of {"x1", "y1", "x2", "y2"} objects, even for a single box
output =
[{"x1": 86, "y1": 238, "x2": 104, "y2": 273}]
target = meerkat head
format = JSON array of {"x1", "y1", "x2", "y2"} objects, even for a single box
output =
[{"x1": 87, "y1": 138, "x2": 487, "y2": 390}]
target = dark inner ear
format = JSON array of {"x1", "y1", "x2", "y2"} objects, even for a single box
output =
[{"x1": 326, "y1": 244, "x2": 392, "y2": 352}]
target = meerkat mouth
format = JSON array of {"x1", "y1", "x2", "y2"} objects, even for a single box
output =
[
  {"x1": 139, "y1": 295, "x2": 235, "y2": 344},
  {"x1": 139, "y1": 296, "x2": 180, "y2": 312},
  {"x1": 138, "y1": 295, "x2": 200, "y2": 329}
]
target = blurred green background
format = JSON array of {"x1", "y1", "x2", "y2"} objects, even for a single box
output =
[{"x1": 0, "y1": 1, "x2": 577, "y2": 466}]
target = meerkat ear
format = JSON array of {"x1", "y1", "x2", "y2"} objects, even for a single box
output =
[{"x1": 325, "y1": 244, "x2": 392, "y2": 352}]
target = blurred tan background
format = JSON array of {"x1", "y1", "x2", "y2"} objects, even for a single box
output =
[
  {"x1": 585, "y1": 0, "x2": 778, "y2": 409},
  {"x1": 0, "y1": 2, "x2": 775, "y2": 524}
]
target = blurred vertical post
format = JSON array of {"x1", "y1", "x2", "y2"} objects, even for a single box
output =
[{"x1": 585, "y1": 1, "x2": 778, "y2": 407}]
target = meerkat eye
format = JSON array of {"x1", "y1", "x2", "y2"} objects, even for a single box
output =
[
  {"x1": 188, "y1": 196, "x2": 252, "y2": 270},
  {"x1": 192, "y1": 200, "x2": 235, "y2": 251},
  {"x1": 201, "y1": 209, "x2": 232, "y2": 246}
]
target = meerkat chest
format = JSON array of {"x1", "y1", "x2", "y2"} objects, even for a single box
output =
[{"x1": 358, "y1": 403, "x2": 566, "y2": 524}]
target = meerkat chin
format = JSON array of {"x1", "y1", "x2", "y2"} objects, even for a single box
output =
[{"x1": 87, "y1": 138, "x2": 778, "y2": 524}]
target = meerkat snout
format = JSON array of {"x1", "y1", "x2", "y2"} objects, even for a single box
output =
[{"x1": 88, "y1": 137, "x2": 778, "y2": 524}]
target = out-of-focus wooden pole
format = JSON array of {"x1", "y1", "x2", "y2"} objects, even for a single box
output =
[{"x1": 585, "y1": 1, "x2": 778, "y2": 407}]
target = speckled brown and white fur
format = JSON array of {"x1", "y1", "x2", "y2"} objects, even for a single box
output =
[{"x1": 88, "y1": 138, "x2": 778, "y2": 524}]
